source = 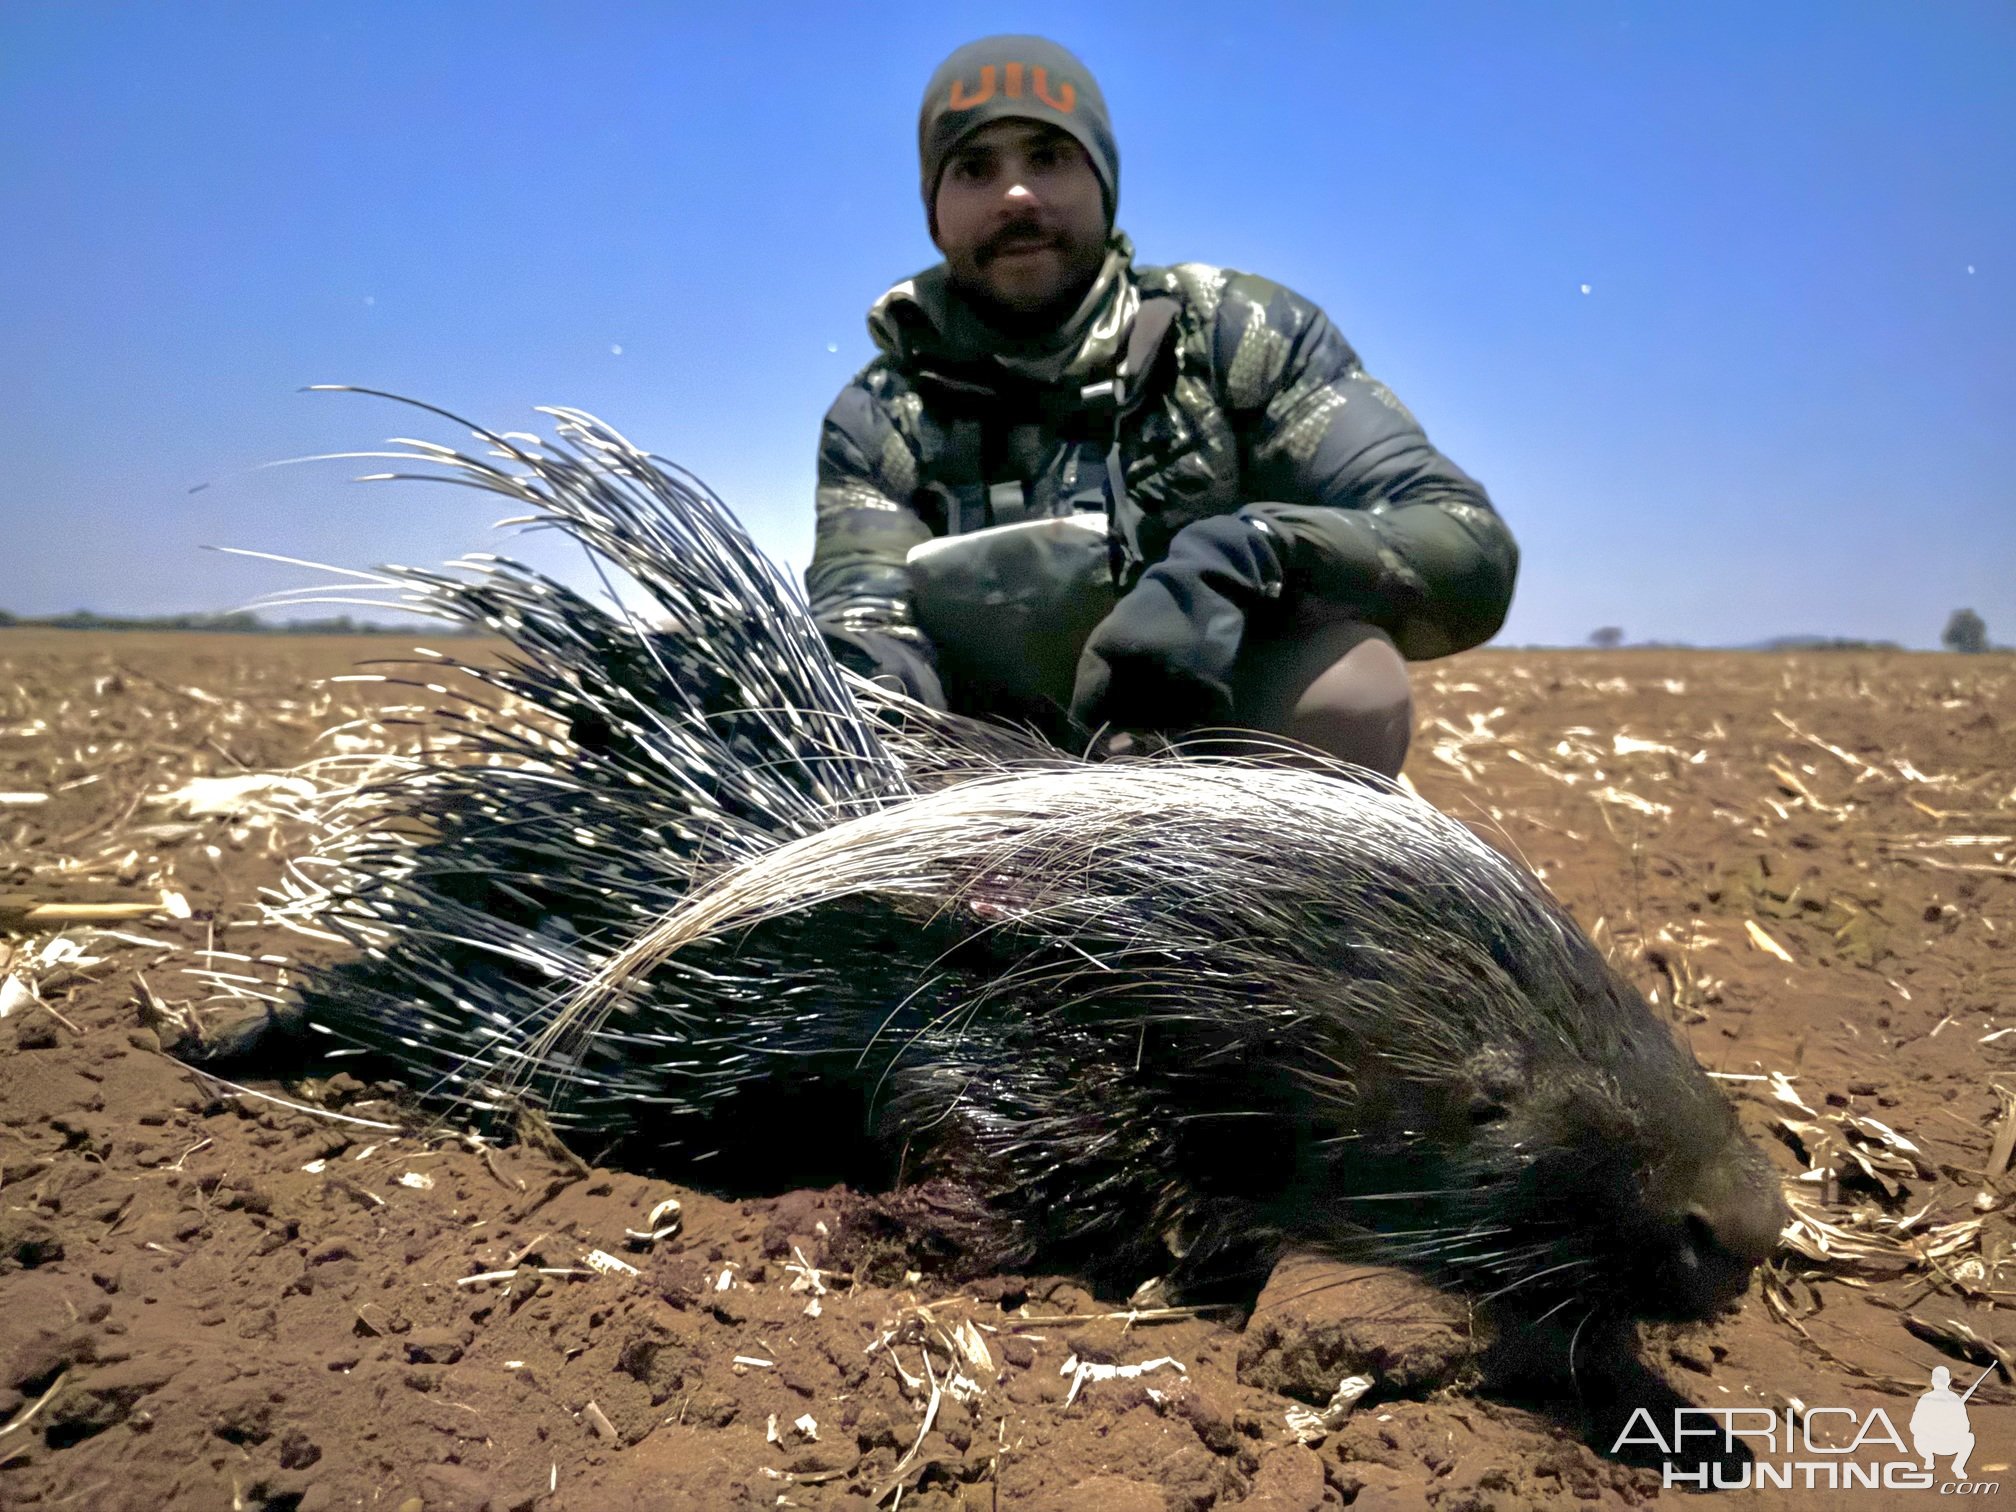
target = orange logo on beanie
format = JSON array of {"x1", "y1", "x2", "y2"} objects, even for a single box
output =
[{"x1": 947, "y1": 63, "x2": 1076, "y2": 114}]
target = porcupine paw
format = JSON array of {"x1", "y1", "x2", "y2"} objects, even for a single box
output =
[
  {"x1": 826, "y1": 1179, "x2": 1031, "y2": 1287},
  {"x1": 145, "y1": 996, "x2": 309, "y2": 1070},
  {"x1": 1459, "y1": 1305, "x2": 1759, "y2": 1473},
  {"x1": 1476, "y1": 1303, "x2": 1635, "y2": 1389}
]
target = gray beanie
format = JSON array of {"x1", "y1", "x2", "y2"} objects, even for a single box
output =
[{"x1": 918, "y1": 35, "x2": 1118, "y2": 238}]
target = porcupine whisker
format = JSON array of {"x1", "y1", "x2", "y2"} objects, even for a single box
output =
[
  {"x1": 1325, "y1": 1220, "x2": 1514, "y2": 1245},
  {"x1": 1531, "y1": 1291, "x2": 1584, "y2": 1327},
  {"x1": 1330, "y1": 1189, "x2": 1491, "y2": 1203},
  {"x1": 1566, "y1": 1307, "x2": 1601, "y2": 1398},
  {"x1": 1385, "y1": 1250, "x2": 1549, "y2": 1287},
  {"x1": 1476, "y1": 1257, "x2": 1600, "y2": 1307},
  {"x1": 1254, "y1": 1266, "x2": 1494, "y2": 1320},
  {"x1": 1398, "y1": 1237, "x2": 1548, "y2": 1269},
  {"x1": 1247, "y1": 1271, "x2": 1408, "y2": 1314},
  {"x1": 1385, "y1": 1244, "x2": 1531, "y2": 1273}
]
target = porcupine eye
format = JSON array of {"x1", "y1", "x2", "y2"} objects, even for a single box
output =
[{"x1": 1463, "y1": 1050, "x2": 1522, "y2": 1129}]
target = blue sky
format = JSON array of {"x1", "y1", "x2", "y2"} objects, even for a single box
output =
[{"x1": 3, "y1": 2, "x2": 2010, "y2": 648}]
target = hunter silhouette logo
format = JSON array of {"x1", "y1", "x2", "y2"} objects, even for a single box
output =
[
  {"x1": 1911, "y1": 1364, "x2": 1987, "y2": 1480},
  {"x1": 947, "y1": 63, "x2": 1076, "y2": 114}
]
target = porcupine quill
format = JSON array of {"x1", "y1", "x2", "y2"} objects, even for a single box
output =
[{"x1": 212, "y1": 390, "x2": 1787, "y2": 1320}]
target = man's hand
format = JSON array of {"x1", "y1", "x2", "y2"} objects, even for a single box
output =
[{"x1": 1068, "y1": 512, "x2": 1284, "y2": 735}]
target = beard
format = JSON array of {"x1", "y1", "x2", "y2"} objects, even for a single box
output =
[{"x1": 952, "y1": 228, "x2": 1108, "y2": 339}]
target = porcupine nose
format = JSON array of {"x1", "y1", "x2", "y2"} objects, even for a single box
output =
[{"x1": 1676, "y1": 1143, "x2": 1790, "y2": 1312}]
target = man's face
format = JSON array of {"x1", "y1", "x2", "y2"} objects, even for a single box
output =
[{"x1": 933, "y1": 120, "x2": 1108, "y2": 329}]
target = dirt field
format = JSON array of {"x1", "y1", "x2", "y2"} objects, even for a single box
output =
[{"x1": 2, "y1": 629, "x2": 2012, "y2": 1511}]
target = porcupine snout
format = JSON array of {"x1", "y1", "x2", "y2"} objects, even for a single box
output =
[
  {"x1": 1477, "y1": 999, "x2": 1789, "y2": 1322},
  {"x1": 1577, "y1": 1063, "x2": 1792, "y2": 1323},
  {"x1": 1665, "y1": 1134, "x2": 1789, "y2": 1317}
]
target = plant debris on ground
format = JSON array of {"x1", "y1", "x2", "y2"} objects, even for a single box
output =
[{"x1": 1, "y1": 630, "x2": 2012, "y2": 1509}]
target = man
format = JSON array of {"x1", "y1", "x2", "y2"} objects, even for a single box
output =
[
  {"x1": 806, "y1": 35, "x2": 1516, "y2": 775},
  {"x1": 1910, "y1": 1366, "x2": 1977, "y2": 1480}
]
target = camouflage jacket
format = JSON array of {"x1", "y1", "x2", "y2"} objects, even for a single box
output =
[{"x1": 807, "y1": 244, "x2": 1518, "y2": 665}]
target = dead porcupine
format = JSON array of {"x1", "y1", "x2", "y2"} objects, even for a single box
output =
[{"x1": 225, "y1": 390, "x2": 1786, "y2": 1322}]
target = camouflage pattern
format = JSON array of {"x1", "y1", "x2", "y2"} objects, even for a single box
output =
[{"x1": 807, "y1": 245, "x2": 1518, "y2": 664}]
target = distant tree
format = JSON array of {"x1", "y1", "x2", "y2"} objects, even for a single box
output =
[
  {"x1": 1589, "y1": 626, "x2": 1625, "y2": 649},
  {"x1": 1942, "y1": 608, "x2": 1988, "y2": 654}
]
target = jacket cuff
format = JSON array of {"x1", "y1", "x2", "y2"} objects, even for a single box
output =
[{"x1": 817, "y1": 623, "x2": 949, "y2": 710}]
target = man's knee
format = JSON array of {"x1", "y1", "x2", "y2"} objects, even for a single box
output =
[
  {"x1": 1286, "y1": 627, "x2": 1412, "y2": 776},
  {"x1": 1231, "y1": 618, "x2": 1414, "y2": 777}
]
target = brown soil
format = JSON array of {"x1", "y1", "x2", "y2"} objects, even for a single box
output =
[{"x1": 1, "y1": 629, "x2": 2012, "y2": 1511}]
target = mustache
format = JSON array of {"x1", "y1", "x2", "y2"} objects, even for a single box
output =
[{"x1": 978, "y1": 222, "x2": 1063, "y2": 262}]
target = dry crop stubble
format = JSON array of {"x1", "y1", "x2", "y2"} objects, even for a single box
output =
[{"x1": 2, "y1": 629, "x2": 2013, "y2": 1508}]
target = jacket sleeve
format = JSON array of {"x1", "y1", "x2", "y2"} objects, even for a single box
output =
[
  {"x1": 803, "y1": 376, "x2": 947, "y2": 704},
  {"x1": 1214, "y1": 276, "x2": 1519, "y2": 660}
]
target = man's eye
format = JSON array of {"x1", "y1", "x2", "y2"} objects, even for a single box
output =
[
  {"x1": 951, "y1": 157, "x2": 989, "y2": 180},
  {"x1": 1029, "y1": 147, "x2": 1059, "y2": 168}
]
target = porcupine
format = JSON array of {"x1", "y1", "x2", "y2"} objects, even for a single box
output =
[{"x1": 233, "y1": 390, "x2": 1786, "y2": 1325}]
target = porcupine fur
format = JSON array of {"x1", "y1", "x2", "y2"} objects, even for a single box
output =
[{"x1": 239, "y1": 391, "x2": 1786, "y2": 1323}]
